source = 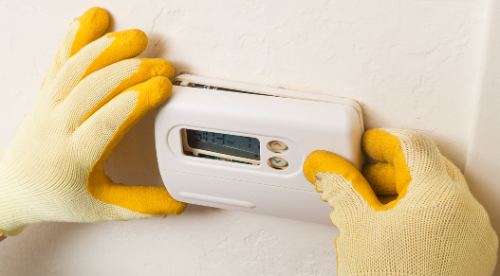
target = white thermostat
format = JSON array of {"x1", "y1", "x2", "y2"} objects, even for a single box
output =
[{"x1": 155, "y1": 74, "x2": 364, "y2": 224}]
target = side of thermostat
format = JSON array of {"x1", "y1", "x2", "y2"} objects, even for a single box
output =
[{"x1": 155, "y1": 74, "x2": 364, "y2": 225}]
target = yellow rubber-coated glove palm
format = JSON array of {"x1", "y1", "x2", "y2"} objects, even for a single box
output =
[
  {"x1": 304, "y1": 128, "x2": 498, "y2": 276},
  {"x1": 0, "y1": 7, "x2": 187, "y2": 236}
]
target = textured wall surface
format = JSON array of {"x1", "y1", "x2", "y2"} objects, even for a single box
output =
[{"x1": 0, "y1": 0, "x2": 491, "y2": 275}]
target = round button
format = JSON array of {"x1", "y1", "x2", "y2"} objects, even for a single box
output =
[
  {"x1": 268, "y1": 140, "x2": 288, "y2": 153},
  {"x1": 268, "y1": 157, "x2": 288, "y2": 170}
]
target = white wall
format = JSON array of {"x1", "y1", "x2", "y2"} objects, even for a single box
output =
[
  {"x1": 465, "y1": 1, "x2": 500, "y2": 275},
  {"x1": 0, "y1": 0, "x2": 494, "y2": 275}
]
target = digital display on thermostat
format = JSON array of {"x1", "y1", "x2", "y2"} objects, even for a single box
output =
[{"x1": 184, "y1": 129, "x2": 260, "y2": 161}]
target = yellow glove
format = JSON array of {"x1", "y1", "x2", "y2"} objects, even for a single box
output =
[
  {"x1": 0, "y1": 7, "x2": 186, "y2": 236},
  {"x1": 304, "y1": 128, "x2": 498, "y2": 275}
]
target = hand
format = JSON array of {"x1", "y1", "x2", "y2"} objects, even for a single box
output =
[
  {"x1": 303, "y1": 128, "x2": 498, "y2": 275},
  {"x1": 0, "y1": 7, "x2": 186, "y2": 236}
]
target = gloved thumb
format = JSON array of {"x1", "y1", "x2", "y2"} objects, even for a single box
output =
[{"x1": 303, "y1": 150, "x2": 390, "y2": 211}]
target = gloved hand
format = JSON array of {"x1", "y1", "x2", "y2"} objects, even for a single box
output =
[
  {"x1": 304, "y1": 128, "x2": 498, "y2": 275},
  {"x1": 0, "y1": 7, "x2": 186, "y2": 236}
]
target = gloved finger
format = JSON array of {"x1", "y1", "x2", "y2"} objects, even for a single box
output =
[
  {"x1": 361, "y1": 129, "x2": 412, "y2": 195},
  {"x1": 91, "y1": 177, "x2": 187, "y2": 216},
  {"x1": 362, "y1": 162, "x2": 398, "y2": 196},
  {"x1": 304, "y1": 150, "x2": 393, "y2": 211},
  {"x1": 362, "y1": 128, "x2": 447, "y2": 197},
  {"x1": 73, "y1": 77, "x2": 187, "y2": 215},
  {"x1": 442, "y1": 156, "x2": 469, "y2": 190},
  {"x1": 94, "y1": 203, "x2": 156, "y2": 222},
  {"x1": 62, "y1": 58, "x2": 174, "y2": 127},
  {"x1": 50, "y1": 29, "x2": 148, "y2": 103},
  {"x1": 43, "y1": 7, "x2": 108, "y2": 89}
]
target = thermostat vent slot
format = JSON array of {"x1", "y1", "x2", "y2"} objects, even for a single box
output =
[{"x1": 174, "y1": 80, "x2": 275, "y2": 97}]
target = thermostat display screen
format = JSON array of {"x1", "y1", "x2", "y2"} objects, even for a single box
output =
[{"x1": 185, "y1": 129, "x2": 260, "y2": 160}]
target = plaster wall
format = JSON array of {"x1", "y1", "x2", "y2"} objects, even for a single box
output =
[{"x1": 0, "y1": 0, "x2": 493, "y2": 275}]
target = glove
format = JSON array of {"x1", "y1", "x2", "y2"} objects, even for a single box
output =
[
  {"x1": 303, "y1": 128, "x2": 498, "y2": 275},
  {"x1": 0, "y1": 7, "x2": 187, "y2": 236}
]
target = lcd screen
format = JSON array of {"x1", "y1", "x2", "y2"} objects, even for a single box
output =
[{"x1": 184, "y1": 129, "x2": 260, "y2": 161}]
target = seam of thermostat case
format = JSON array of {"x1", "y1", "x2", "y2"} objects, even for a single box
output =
[{"x1": 172, "y1": 73, "x2": 364, "y2": 132}]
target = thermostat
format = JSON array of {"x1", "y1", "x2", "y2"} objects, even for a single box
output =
[{"x1": 155, "y1": 74, "x2": 364, "y2": 224}]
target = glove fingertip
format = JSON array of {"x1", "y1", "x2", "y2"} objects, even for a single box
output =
[
  {"x1": 70, "y1": 7, "x2": 109, "y2": 57},
  {"x1": 105, "y1": 29, "x2": 148, "y2": 56},
  {"x1": 303, "y1": 150, "x2": 358, "y2": 185},
  {"x1": 303, "y1": 150, "x2": 334, "y2": 185}
]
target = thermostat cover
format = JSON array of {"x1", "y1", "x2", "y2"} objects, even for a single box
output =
[{"x1": 155, "y1": 74, "x2": 364, "y2": 224}]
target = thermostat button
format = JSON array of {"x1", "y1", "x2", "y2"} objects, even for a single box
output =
[
  {"x1": 268, "y1": 141, "x2": 288, "y2": 152},
  {"x1": 269, "y1": 157, "x2": 288, "y2": 169}
]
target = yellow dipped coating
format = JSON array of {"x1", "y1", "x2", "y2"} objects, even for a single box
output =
[
  {"x1": 70, "y1": 7, "x2": 109, "y2": 57},
  {"x1": 303, "y1": 129, "x2": 412, "y2": 210},
  {"x1": 79, "y1": 29, "x2": 149, "y2": 82},
  {"x1": 363, "y1": 162, "x2": 397, "y2": 196},
  {"x1": 377, "y1": 195, "x2": 398, "y2": 204},
  {"x1": 302, "y1": 129, "x2": 498, "y2": 275},
  {"x1": 362, "y1": 128, "x2": 412, "y2": 195},
  {"x1": 41, "y1": 7, "x2": 109, "y2": 89},
  {"x1": 82, "y1": 58, "x2": 175, "y2": 122},
  {"x1": 304, "y1": 150, "x2": 387, "y2": 210},
  {"x1": 86, "y1": 77, "x2": 187, "y2": 215},
  {"x1": 0, "y1": 7, "x2": 187, "y2": 236}
]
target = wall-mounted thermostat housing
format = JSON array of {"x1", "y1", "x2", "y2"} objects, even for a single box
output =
[{"x1": 155, "y1": 74, "x2": 364, "y2": 224}]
